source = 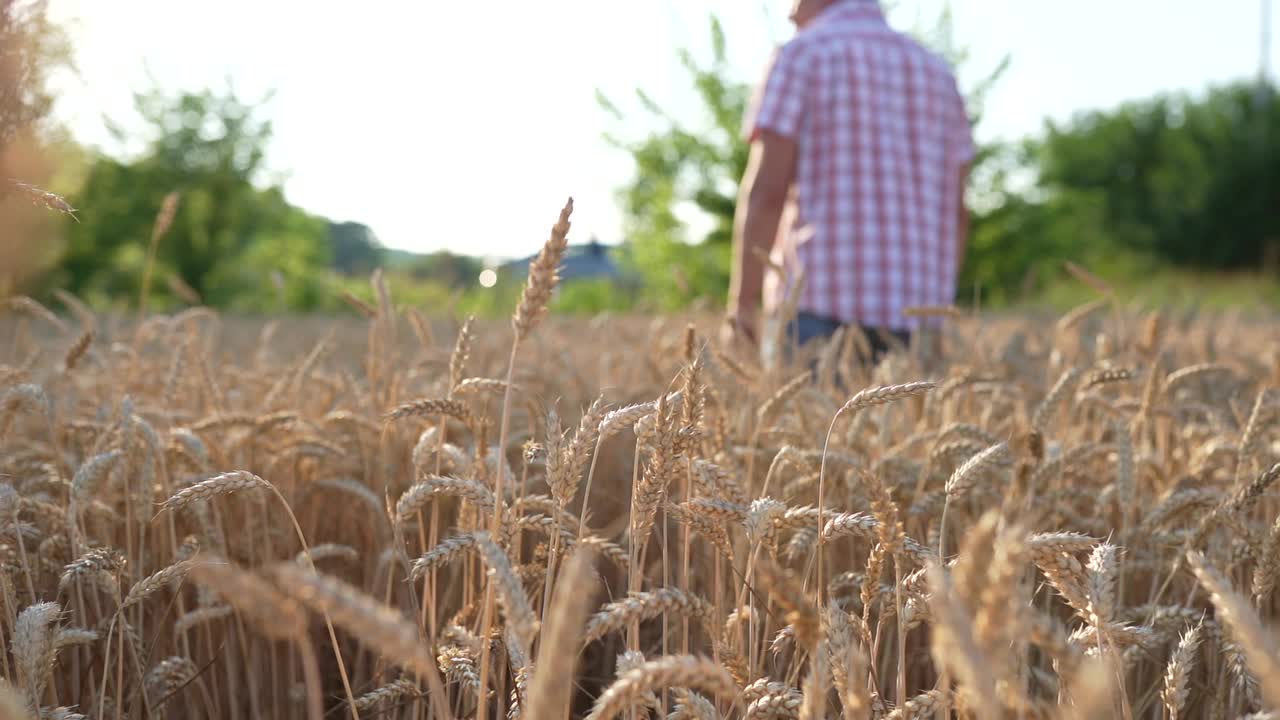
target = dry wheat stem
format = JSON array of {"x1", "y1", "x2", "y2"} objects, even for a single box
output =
[
  {"x1": 480, "y1": 199, "x2": 573, "y2": 720},
  {"x1": 527, "y1": 546, "x2": 597, "y2": 720}
]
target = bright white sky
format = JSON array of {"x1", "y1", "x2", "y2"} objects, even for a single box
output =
[{"x1": 46, "y1": 0, "x2": 1276, "y2": 262}]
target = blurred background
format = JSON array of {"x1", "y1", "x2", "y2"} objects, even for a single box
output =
[{"x1": 1, "y1": 0, "x2": 1277, "y2": 315}]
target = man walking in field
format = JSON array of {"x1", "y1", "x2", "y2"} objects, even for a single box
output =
[{"x1": 724, "y1": 0, "x2": 974, "y2": 364}]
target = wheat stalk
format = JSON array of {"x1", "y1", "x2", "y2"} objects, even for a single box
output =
[{"x1": 527, "y1": 546, "x2": 597, "y2": 720}]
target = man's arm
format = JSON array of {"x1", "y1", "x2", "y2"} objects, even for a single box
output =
[
  {"x1": 956, "y1": 162, "x2": 971, "y2": 266},
  {"x1": 727, "y1": 129, "x2": 797, "y2": 341},
  {"x1": 949, "y1": 81, "x2": 975, "y2": 273}
]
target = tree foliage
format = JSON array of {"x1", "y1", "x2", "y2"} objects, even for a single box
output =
[
  {"x1": 56, "y1": 87, "x2": 333, "y2": 310},
  {"x1": 597, "y1": 16, "x2": 747, "y2": 310},
  {"x1": 1038, "y1": 83, "x2": 1278, "y2": 269},
  {"x1": 964, "y1": 81, "x2": 1280, "y2": 303},
  {"x1": 329, "y1": 220, "x2": 385, "y2": 276},
  {"x1": 393, "y1": 251, "x2": 480, "y2": 290}
]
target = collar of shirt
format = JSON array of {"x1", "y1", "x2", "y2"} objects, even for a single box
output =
[{"x1": 823, "y1": 0, "x2": 887, "y2": 23}]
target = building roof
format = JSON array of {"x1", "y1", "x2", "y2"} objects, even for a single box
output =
[{"x1": 500, "y1": 238, "x2": 620, "y2": 281}]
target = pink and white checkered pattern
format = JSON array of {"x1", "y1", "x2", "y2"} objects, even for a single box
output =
[{"x1": 744, "y1": 0, "x2": 974, "y2": 331}]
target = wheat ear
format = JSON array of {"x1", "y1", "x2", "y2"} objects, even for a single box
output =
[
  {"x1": 513, "y1": 197, "x2": 573, "y2": 341},
  {"x1": 582, "y1": 588, "x2": 714, "y2": 646},
  {"x1": 14, "y1": 601, "x2": 61, "y2": 705},
  {"x1": 351, "y1": 678, "x2": 421, "y2": 714},
  {"x1": 120, "y1": 559, "x2": 194, "y2": 609},
  {"x1": 1161, "y1": 622, "x2": 1201, "y2": 720},
  {"x1": 145, "y1": 656, "x2": 198, "y2": 712},
  {"x1": 474, "y1": 531, "x2": 538, "y2": 652},
  {"x1": 585, "y1": 656, "x2": 738, "y2": 720},
  {"x1": 159, "y1": 470, "x2": 268, "y2": 512}
]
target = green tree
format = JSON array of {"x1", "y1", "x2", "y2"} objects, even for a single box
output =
[
  {"x1": 404, "y1": 251, "x2": 484, "y2": 289},
  {"x1": 56, "y1": 86, "x2": 333, "y2": 310},
  {"x1": 329, "y1": 220, "x2": 385, "y2": 275},
  {"x1": 597, "y1": 16, "x2": 746, "y2": 310},
  {"x1": 964, "y1": 81, "x2": 1280, "y2": 303},
  {"x1": 1035, "y1": 82, "x2": 1279, "y2": 270}
]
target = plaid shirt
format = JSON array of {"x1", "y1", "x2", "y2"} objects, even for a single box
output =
[{"x1": 744, "y1": 0, "x2": 974, "y2": 331}]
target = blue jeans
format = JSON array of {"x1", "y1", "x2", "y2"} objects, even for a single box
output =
[{"x1": 786, "y1": 311, "x2": 910, "y2": 366}]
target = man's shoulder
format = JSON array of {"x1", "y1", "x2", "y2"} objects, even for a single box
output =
[
  {"x1": 907, "y1": 41, "x2": 960, "y2": 79},
  {"x1": 787, "y1": 17, "x2": 959, "y2": 80},
  {"x1": 772, "y1": 32, "x2": 821, "y2": 66}
]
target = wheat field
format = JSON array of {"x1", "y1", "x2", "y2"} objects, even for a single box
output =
[{"x1": 2, "y1": 202, "x2": 1280, "y2": 720}]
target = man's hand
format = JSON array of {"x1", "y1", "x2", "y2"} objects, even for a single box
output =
[{"x1": 720, "y1": 309, "x2": 759, "y2": 351}]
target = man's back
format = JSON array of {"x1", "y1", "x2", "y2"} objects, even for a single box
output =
[{"x1": 746, "y1": 0, "x2": 974, "y2": 332}]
